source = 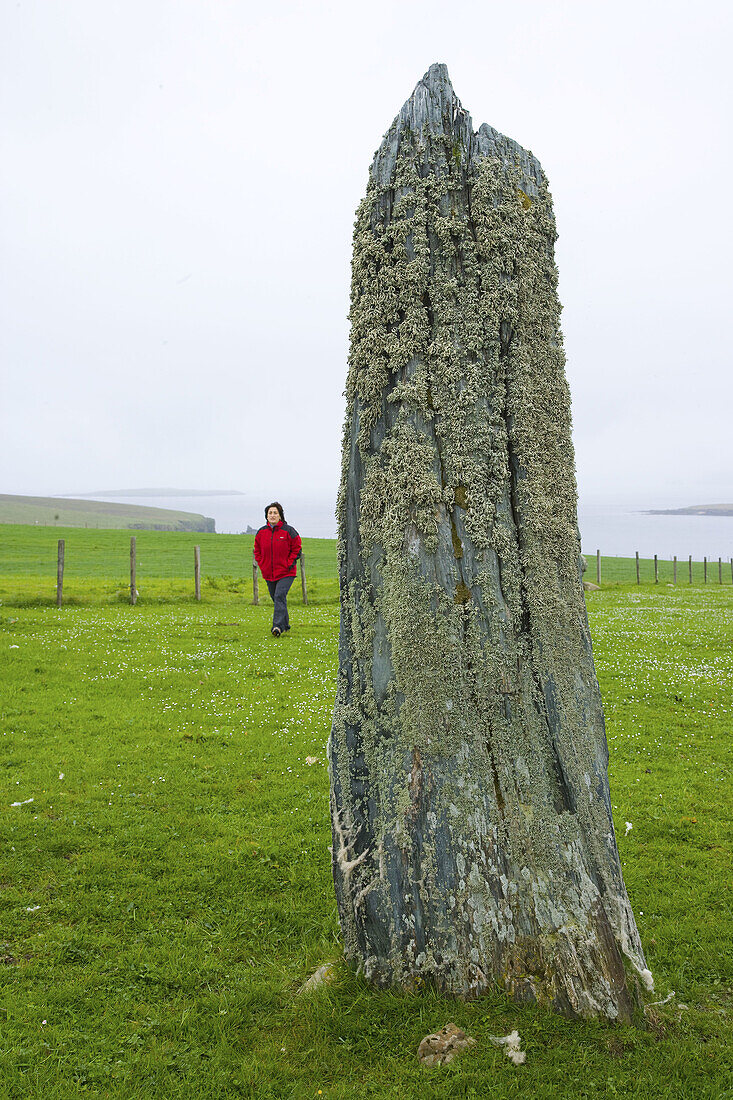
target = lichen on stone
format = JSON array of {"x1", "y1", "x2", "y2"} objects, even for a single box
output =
[{"x1": 330, "y1": 63, "x2": 648, "y2": 1020}]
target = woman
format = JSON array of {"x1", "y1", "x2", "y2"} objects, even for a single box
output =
[{"x1": 253, "y1": 502, "x2": 302, "y2": 637}]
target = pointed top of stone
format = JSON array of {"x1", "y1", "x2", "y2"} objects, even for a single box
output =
[
  {"x1": 418, "y1": 62, "x2": 455, "y2": 100},
  {"x1": 371, "y1": 63, "x2": 474, "y2": 185},
  {"x1": 398, "y1": 62, "x2": 472, "y2": 141},
  {"x1": 370, "y1": 63, "x2": 544, "y2": 200},
  {"x1": 424, "y1": 61, "x2": 450, "y2": 82}
]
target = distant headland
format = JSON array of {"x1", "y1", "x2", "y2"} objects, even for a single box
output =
[
  {"x1": 646, "y1": 504, "x2": 733, "y2": 517},
  {"x1": 70, "y1": 488, "x2": 245, "y2": 499}
]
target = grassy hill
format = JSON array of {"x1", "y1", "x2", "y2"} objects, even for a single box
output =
[{"x1": 0, "y1": 494, "x2": 216, "y2": 532}]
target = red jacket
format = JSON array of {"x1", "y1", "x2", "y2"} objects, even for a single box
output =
[{"x1": 254, "y1": 520, "x2": 302, "y2": 582}]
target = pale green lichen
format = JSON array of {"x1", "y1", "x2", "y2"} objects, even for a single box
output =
[{"x1": 330, "y1": 68, "x2": 647, "y2": 1021}]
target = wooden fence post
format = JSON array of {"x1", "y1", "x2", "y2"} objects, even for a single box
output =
[
  {"x1": 301, "y1": 551, "x2": 308, "y2": 605},
  {"x1": 129, "y1": 536, "x2": 137, "y2": 607},
  {"x1": 56, "y1": 539, "x2": 65, "y2": 607},
  {"x1": 673, "y1": 555, "x2": 677, "y2": 584},
  {"x1": 654, "y1": 554, "x2": 658, "y2": 584},
  {"x1": 704, "y1": 556, "x2": 707, "y2": 584},
  {"x1": 596, "y1": 550, "x2": 601, "y2": 586},
  {"x1": 689, "y1": 555, "x2": 693, "y2": 583},
  {"x1": 635, "y1": 551, "x2": 640, "y2": 585},
  {"x1": 719, "y1": 557, "x2": 723, "y2": 585},
  {"x1": 252, "y1": 552, "x2": 259, "y2": 605},
  {"x1": 194, "y1": 545, "x2": 201, "y2": 601}
]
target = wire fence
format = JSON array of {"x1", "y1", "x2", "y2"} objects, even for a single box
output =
[
  {"x1": 3, "y1": 528, "x2": 732, "y2": 606},
  {"x1": 53, "y1": 541, "x2": 733, "y2": 604},
  {"x1": 584, "y1": 550, "x2": 733, "y2": 587},
  {"x1": 53, "y1": 538, "x2": 310, "y2": 606}
]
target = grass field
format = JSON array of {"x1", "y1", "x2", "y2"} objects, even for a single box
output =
[{"x1": 1, "y1": 526, "x2": 731, "y2": 1097}]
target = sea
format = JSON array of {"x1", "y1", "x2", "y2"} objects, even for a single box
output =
[
  {"x1": 576, "y1": 501, "x2": 733, "y2": 562},
  {"x1": 80, "y1": 491, "x2": 733, "y2": 562}
]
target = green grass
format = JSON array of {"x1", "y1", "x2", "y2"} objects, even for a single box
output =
[{"x1": 0, "y1": 526, "x2": 731, "y2": 1097}]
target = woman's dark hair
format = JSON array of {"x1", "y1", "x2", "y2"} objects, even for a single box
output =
[{"x1": 264, "y1": 501, "x2": 285, "y2": 521}]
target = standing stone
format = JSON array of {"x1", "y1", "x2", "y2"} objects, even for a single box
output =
[{"x1": 329, "y1": 64, "x2": 650, "y2": 1019}]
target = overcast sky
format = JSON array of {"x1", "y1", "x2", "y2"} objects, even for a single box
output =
[{"x1": 2, "y1": 0, "x2": 731, "y2": 509}]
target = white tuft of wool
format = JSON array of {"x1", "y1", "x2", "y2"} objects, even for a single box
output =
[
  {"x1": 646, "y1": 991, "x2": 675, "y2": 1009},
  {"x1": 490, "y1": 1030, "x2": 526, "y2": 1066}
]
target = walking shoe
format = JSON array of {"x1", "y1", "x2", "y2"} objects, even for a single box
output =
[{"x1": 271, "y1": 627, "x2": 281, "y2": 637}]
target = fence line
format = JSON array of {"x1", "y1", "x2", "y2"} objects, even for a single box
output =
[
  {"x1": 56, "y1": 538, "x2": 65, "y2": 607},
  {"x1": 252, "y1": 551, "x2": 259, "y2": 605},
  {"x1": 617, "y1": 550, "x2": 732, "y2": 588},
  {"x1": 130, "y1": 537, "x2": 137, "y2": 606},
  {"x1": 45, "y1": 538, "x2": 313, "y2": 606},
  {"x1": 39, "y1": 538, "x2": 733, "y2": 605}
]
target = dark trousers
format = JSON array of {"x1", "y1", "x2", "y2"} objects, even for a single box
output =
[{"x1": 266, "y1": 576, "x2": 294, "y2": 632}]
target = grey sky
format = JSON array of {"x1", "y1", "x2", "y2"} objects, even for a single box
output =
[{"x1": 2, "y1": 0, "x2": 731, "y2": 508}]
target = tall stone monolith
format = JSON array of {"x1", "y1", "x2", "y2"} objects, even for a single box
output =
[{"x1": 329, "y1": 64, "x2": 650, "y2": 1019}]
